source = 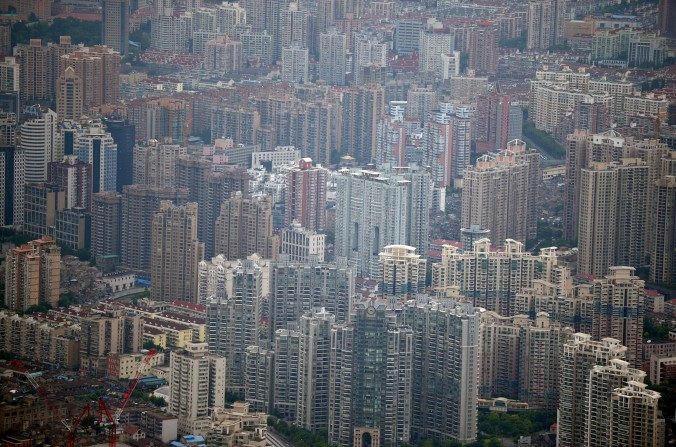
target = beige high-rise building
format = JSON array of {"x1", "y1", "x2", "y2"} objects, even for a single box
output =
[
  {"x1": 609, "y1": 381, "x2": 663, "y2": 447},
  {"x1": 244, "y1": 346, "x2": 274, "y2": 413},
  {"x1": 102, "y1": 0, "x2": 129, "y2": 55},
  {"x1": 91, "y1": 192, "x2": 122, "y2": 261},
  {"x1": 587, "y1": 359, "x2": 646, "y2": 447},
  {"x1": 592, "y1": 267, "x2": 644, "y2": 367},
  {"x1": 56, "y1": 66, "x2": 83, "y2": 121},
  {"x1": 214, "y1": 192, "x2": 278, "y2": 260},
  {"x1": 3, "y1": 236, "x2": 60, "y2": 311},
  {"x1": 169, "y1": 342, "x2": 226, "y2": 435},
  {"x1": 17, "y1": 39, "x2": 50, "y2": 103},
  {"x1": 527, "y1": 0, "x2": 568, "y2": 50},
  {"x1": 150, "y1": 201, "x2": 204, "y2": 302},
  {"x1": 273, "y1": 328, "x2": 301, "y2": 421},
  {"x1": 461, "y1": 140, "x2": 540, "y2": 246},
  {"x1": 134, "y1": 140, "x2": 187, "y2": 188},
  {"x1": 378, "y1": 245, "x2": 426, "y2": 298},
  {"x1": 0, "y1": 56, "x2": 19, "y2": 92},
  {"x1": 59, "y1": 45, "x2": 120, "y2": 108},
  {"x1": 479, "y1": 311, "x2": 573, "y2": 410},
  {"x1": 433, "y1": 239, "x2": 570, "y2": 316},
  {"x1": 577, "y1": 159, "x2": 648, "y2": 277},
  {"x1": 557, "y1": 334, "x2": 626, "y2": 447}
]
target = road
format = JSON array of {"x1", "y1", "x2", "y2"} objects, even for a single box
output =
[{"x1": 267, "y1": 429, "x2": 294, "y2": 447}]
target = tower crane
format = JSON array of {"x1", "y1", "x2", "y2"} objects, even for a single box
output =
[{"x1": 97, "y1": 349, "x2": 158, "y2": 447}]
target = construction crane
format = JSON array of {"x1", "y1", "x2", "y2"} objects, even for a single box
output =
[
  {"x1": 9, "y1": 360, "x2": 88, "y2": 445},
  {"x1": 97, "y1": 349, "x2": 158, "y2": 447}
]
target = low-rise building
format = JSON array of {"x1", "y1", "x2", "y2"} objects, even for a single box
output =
[{"x1": 207, "y1": 402, "x2": 268, "y2": 447}]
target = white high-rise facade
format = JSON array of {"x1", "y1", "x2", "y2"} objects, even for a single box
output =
[
  {"x1": 75, "y1": 121, "x2": 118, "y2": 193},
  {"x1": 21, "y1": 109, "x2": 59, "y2": 182}
]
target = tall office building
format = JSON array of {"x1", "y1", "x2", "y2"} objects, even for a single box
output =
[
  {"x1": 47, "y1": 155, "x2": 92, "y2": 210},
  {"x1": 378, "y1": 245, "x2": 426, "y2": 299},
  {"x1": 335, "y1": 165, "x2": 431, "y2": 277},
  {"x1": 20, "y1": 109, "x2": 59, "y2": 183},
  {"x1": 609, "y1": 381, "x2": 663, "y2": 446},
  {"x1": 0, "y1": 114, "x2": 23, "y2": 227},
  {"x1": 651, "y1": 175, "x2": 675, "y2": 284},
  {"x1": 577, "y1": 159, "x2": 648, "y2": 277},
  {"x1": 169, "y1": 342, "x2": 226, "y2": 435},
  {"x1": 296, "y1": 309, "x2": 334, "y2": 432},
  {"x1": 557, "y1": 334, "x2": 626, "y2": 447},
  {"x1": 480, "y1": 311, "x2": 573, "y2": 410},
  {"x1": 273, "y1": 329, "x2": 301, "y2": 421},
  {"x1": 102, "y1": 0, "x2": 129, "y2": 55},
  {"x1": 450, "y1": 106, "x2": 472, "y2": 181},
  {"x1": 206, "y1": 259, "x2": 264, "y2": 395},
  {"x1": 3, "y1": 236, "x2": 60, "y2": 311},
  {"x1": 341, "y1": 84, "x2": 385, "y2": 162},
  {"x1": 269, "y1": 260, "x2": 354, "y2": 333},
  {"x1": 91, "y1": 192, "x2": 122, "y2": 261},
  {"x1": 527, "y1": 0, "x2": 567, "y2": 50},
  {"x1": 281, "y1": 45, "x2": 309, "y2": 84},
  {"x1": 121, "y1": 185, "x2": 188, "y2": 272},
  {"x1": 329, "y1": 304, "x2": 413, "y2": 447},
  {"x1": 104, "y1": 117, "x2": 135, "y2": 192},
  {"x1": 433, "y1": 239, "x2": 570, "y2": 316},
  {"x1": 460, "y1": 140, "x2": 540, "y2": 245},
  {"x1": 402, "y1": 298, "x2": 480, "y2": 444},
  {"x1": 214, "y1": 192, "x2": 278, "y2": 260},
  {"x1": 244, "y1": 346, "x2": 274, "y2": 413},
  {"x1": 318, "y1": 29, "x2": 346, "y2": 85},
  {"x1": 658, "y1": 0, "x2": 676, "y2": 38},
  {"x1": 75, "y1": 121, "x2": 118, "y2": 193},
  {"x1": 150, "y1": 202, "x2": 204, "y2": 303},
  {"x1": 285, "y1": 158, "x2": 328, "y2": 230},
  {"x1": 56, "y1": 67, "x2": 83, "y2": 121}
]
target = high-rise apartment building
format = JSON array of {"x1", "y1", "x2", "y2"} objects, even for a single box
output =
[
  {"x1": 91, "y1": 192, "x2": 122, "y2": 261},
  {"x1": 244, "y1": 346, "x2": 274, "y2": 413},
  {"x1": 47, "y1": 155, "x2": 92, "y2": 210},
  {"x1": 58, "y1": 45, "x2": 121, "y2": 107},
  {"x1": 461, "y1": 139, "x2": 540, "y2": 245},
  {"x1": 17, "y1": 39, "x2": 50, "y2": 103},
  {"x1": 433, "y1": 239, "x2": 570, "y2": 316},
  {"x1": 280, "y1": 3, "x2": 308, "y2": 49},
  {"x1": 401, "y1": 298, "x2": 479, "y2": 444},
  {"x1": 150, "y1": 202, "x2": 204, "y2": 303},
  {"x1": 214, "y1": 192, "x2": 278, "y2": 260},
  {"x1": 658, "y1": 0, "x2": 676, "y2": 38},
  {"x1": 0, "y1": 114, "x2": 24, "y2": 227},
  {"x1": 3, "y1": 236, "x2": 60, "y2": 311},
  {"x1": 609, "y1": 381, "x2": 663, "y2": 446},
  {"x1": 121, "y1": 185, "x2": 188, "y2": 272},
  {"x1": 133, "y1": 140, "x2": 186, "y2": 189},
  {"x1": 480, "y1": 311, "x2": 573, "y2": 410},
  {"x1": 651, "y1": 175, "x2": 675, "y2": 284},
  {"x1": 577, "y1": 159, "x2": 648, "y2": 277},
  {"x1": 206, "y1": 259, "x2": 263, "y2": 395},
  {"x1": 269, "y1": 260, "x2": 354, "y2": 333},
  {"x1": 75, "y1": 121, "x2": 118, "y2": 193},
  {"x1": 341, "y1": 84, "x2": 385, "y2": 162},
  {"x1": 0, "y1": 56, "x2": 19, "y2": 93},
  {"x1": 20, "y1": 108, "x2": 59, "y2": 182},
  {"x1": 22, "y1": 182, "x2": 65, "y2": 240},
  {"x1": 273, "y1": 329, "x2": 301, "y2": 421},
  {"x1": 56, "y1": 67, "x2": 83, "y2": 121},
  {"x1": 281, "y1": 45, "x2": 309, "y2": 84},
  {"x1": 102, "y1": 0, "x2": 129, "y2": 55},
  {"x1": 329, "y1": 304, "x2": 413, "y2": 447},
  {"x1": 335, "y1": 165, "x2": 431, "y2": 277},
  {"x1": 476, "y1": 93, "x2": 523, "y2": 154},
  {"x1": 419, "y1": 29, "x2": 454, "y2": 75},
  {"x1": 527, "y1": 0, "x2": 567, "y2": 50},
  {"x1": 169, "y1": 342, "x2": 226, "y2": 435},
  {"x1": 378, "y1": 245, "x2": 426, "y2": 299},
  {"x1": 296, "y1": 309, "x2": 334, "y2": 432},
  {"x1": 318, "y1": 29, "x2": 346, "y2": 85},
  {"x1": 557, "y1": 334, "x2": 626, "y2": 447},
  {"x1": 280, "y1": 223, "x2": 326, "y2": 263},
  {"x1": 592, "y1": 266, "x2": 644, "y2": 367},
  {"x1": 285, "y1": 158, "x2": 328, "y2": 230}
]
